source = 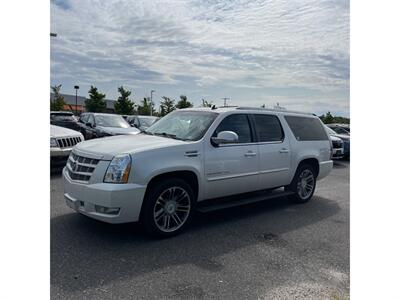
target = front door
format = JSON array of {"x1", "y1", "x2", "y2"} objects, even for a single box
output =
[{"x1": 204, "y1": 114, "x2": 259, "y2": 199}]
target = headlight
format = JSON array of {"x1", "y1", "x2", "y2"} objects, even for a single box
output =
[
  {"x1": 50, "y1": 138, "x2": 58, "y2": 147},
  {"x1": 104, "y1": 154, "x2": 131, "y2": 183}
]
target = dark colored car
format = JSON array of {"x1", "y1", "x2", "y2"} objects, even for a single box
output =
[
  {"x1": 126, "y1": 115, "x2": 159, "y2": 131},
  {"x1": 50, "y1": 111, "x2": 80, "y2": 131},
  {"x1": 325, "y1": 125, "x2": 350, "y2": 159},
  {"x1": 78, "y1": 113, "x2": 140, "y2": 140},
  {"x1": 327, "y1": 124, "x2": 350, "y2": 135}
]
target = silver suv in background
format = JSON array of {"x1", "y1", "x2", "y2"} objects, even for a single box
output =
[{"x1": 63, "y1": 107, "x2": 333, "y2": 237}]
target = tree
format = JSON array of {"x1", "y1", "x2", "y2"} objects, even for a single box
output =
[
  {"x1": 201, "y1": 99, "x2": 213, "y2": 107},
  {"x1": 85, "y1": 86, "x2": 106, "y2": 112},
  {"x1": 50, "y1": 84, "x2": 66, "y2": 111},
  {"x1": 137, "y1": 97, "x2": 155, "y2": 116},
  {"x1": 319, "y1": 112, "x2": 350, "y2": 124},
  {"x1": 159, "y1": 96, "x2": 176, "y2": 116},
  {"x1": 320, "y1": 111, "x2": 334, "y2": 124},
  {"x1": 176, "y1": 95, "x2": 193, "y2": 109},
  {"x1": 114, "y1": 86, "x2": 135, "y2": 115}
]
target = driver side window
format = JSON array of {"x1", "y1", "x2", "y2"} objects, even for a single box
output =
[{"x1": 214, "y1": 114, "x2": 252, "y2": 143}]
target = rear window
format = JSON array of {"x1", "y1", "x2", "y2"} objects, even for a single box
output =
[
  {"x1": 284, "y1": 116, "x2": 329, "y2": 141},
  {"x1": 253, "y1": 114, "x2": 284, "y2": 142},
  {"x1": 50, "y1": 113, "x2": 75, "y2": 122}
]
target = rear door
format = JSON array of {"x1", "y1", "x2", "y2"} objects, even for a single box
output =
[
  {"x1": 204, "y1": 114, "x2": 259, "y2": 199},
  {"x1": 251, "y1": 114, "x2": 292, "y2": 189}
]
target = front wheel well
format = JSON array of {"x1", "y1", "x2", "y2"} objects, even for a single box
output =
[
  {"x1": 297, "y1": 158, "x2": 319, "y2": 177},
  {"x1": 144, "y1": 170, "x2": 199, "y2": 202}
]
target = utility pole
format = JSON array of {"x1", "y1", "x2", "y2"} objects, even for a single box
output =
[
  {"x1": 221, "y1": 97, "x2": 230, "y2": 107},
  {"x1": 150, "y1": 90, "x2": 155, "y2": 116},
  {"x1": 74, "y1": 85, "x2": 79, "y2": 115}
]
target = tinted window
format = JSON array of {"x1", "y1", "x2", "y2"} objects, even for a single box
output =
[
  {"x1": 214, "y1": 114, "x2": 252, "y2": 143},
  {"x1": 88, "y1": 114, "x2": 95, "y2": 125},
  {"x1": 80, "y1": 114, "x2": 89, "y2": 123},
  {"x1": 51, "y1": 114, "x2": 76, "y2": 122},
  {"x1": 285, "y1": 116, "x2": 328, "y2": 141},
  {"x1": 253, "y1": 114, "x2": 283, "y2": 142}
]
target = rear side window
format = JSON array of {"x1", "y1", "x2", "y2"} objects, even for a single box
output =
[
  {"x1": 284, "y1": 116, "x2": 328, "y2": 141},
  {"x1": 253, "y1": 114, "x2": 284, "y2": 142},
  {"x1": 214, "y1": 114, "x2": 252, "y2": 143}
]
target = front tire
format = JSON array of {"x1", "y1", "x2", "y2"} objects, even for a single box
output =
[
  {"x1": 141, "y1": 178, "x2": 195, "y2": 237},
  {"x1": 285, "y1": 164, "x2": 317, "y2": 203}
]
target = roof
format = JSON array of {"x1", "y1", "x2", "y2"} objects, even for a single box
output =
[{"x1": 181, "y1": 106, "x2": 316, "y2": 117}]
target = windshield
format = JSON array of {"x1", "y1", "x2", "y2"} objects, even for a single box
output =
[
  {"x1": 95, "y1": 115, "x2": 130, "y2": 128},
  {"x1": 332, "y1": 127, "x2": 349, "y2": 134},
  {"x1": 139, "y1": 116, "x2": 158, "y2": 127},
  {"x1": 325, "y1": 125, "x2": 337, "y2": 135},
  {"x1": 145, "y1": 110, "x2": 218, "y2": 141}
]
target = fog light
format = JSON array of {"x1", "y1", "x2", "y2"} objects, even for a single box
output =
[{"x1": 95, "y1": 205, "x2": 120, "y2": 215}]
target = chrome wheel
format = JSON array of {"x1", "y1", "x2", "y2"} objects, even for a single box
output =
[
  {"x1": 296, "y1": 169, "x2": 315, "y2": 200},
  {"x1": 153, "y1": 186, "x2": 191, "y2": 233}
]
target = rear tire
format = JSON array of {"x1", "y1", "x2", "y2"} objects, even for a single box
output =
[
  {"x1": 285, "y1": 164, "x2": 316, "y2": 203},
  {"x1": 141, "y1": 178, "x2": 195, "y2": 238}
]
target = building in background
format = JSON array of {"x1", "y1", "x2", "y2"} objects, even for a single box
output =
[{"x1": 50, "y1": 93, "x2": 116, "y2": 114}]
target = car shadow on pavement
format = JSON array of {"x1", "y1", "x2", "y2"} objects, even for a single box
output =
[{"x1": 51, "y1": 195, "x2": 341, "y2": 294}]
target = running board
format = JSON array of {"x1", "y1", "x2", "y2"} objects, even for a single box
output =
[{"x1": 197, "y1": 189, "x2": 294, "y2": 213}]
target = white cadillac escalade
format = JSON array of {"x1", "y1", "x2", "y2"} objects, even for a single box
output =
[{"x1": 63, "y1": 107, "x2": 333, "y2": 237}]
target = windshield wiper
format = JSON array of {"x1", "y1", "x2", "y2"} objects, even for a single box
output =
[{"x1": 141, "y1": 130, "x2": 154, "y2": 135}]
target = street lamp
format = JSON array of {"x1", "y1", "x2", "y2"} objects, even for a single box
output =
[
  {"x1": 74, "y1": 85, "x2": 79, "y2": 115},
  {"x1": 150, "y1": 90, "x2": 155, "y2": 116}
]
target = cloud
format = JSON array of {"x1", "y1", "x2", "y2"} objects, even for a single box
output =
[{"x1": 51, "y1": 0, "x2": 349, "y2": 115}]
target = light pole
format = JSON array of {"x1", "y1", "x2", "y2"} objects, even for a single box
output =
[
  {"x1": 150, "y1": 90, "x2": 155, "y2": 116},
  {"x1": 74, "y1": 85, "x2": 79, "y2": 115},
  {"x1": 221, "y1": 97, "x2": 230, "y2": 107}
]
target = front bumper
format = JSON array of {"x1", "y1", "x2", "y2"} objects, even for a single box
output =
[
  {"x1": 331, "y1": 148, "x2": 344, "y2": 159},
  {"x1": 51, "y1": 147, "x2": 73, "y2": 157},
  {"x1": 63, "y1": 167, "x2": 147, "y2": 223}
]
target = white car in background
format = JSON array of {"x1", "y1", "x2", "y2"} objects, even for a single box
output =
[{"x1": 51, "y1": 125, "x2": 84, "y2": 163}]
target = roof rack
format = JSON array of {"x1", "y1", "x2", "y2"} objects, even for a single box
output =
[{"x1": 235, "y1": 106, "x2": 315, "y2": 116}]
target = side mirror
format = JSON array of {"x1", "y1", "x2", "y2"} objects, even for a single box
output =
[
  {"x1": 86, "y1": 122, "x2": 93, "y2": 128},
  {"x1": 211, "y1": 131, "x2": 239, "y2": 145}
]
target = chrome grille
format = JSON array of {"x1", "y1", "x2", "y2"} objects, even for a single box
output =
[
  {"x1": 57, "y1": 136, "x2": 82, "y2": 148},
  {"x1": 66, "y1": 152, "x2": 99, "y2": 183}
]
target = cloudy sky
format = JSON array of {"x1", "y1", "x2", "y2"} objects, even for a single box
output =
[{"x1": 51, "y1": 0, "x2": 349, "y2": 116}]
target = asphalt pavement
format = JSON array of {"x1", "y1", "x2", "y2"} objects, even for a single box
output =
[{"x1": 51, "y1": 161, "x2": 349, "y2": 299}]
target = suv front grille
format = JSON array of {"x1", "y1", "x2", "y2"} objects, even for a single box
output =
[
  {"x1": 332, "y1": 140, "x2": 343, "y2": 149},
  {"x1": 66, "y1": 152, "x2": 99, "y2": 183},
  {"x1": 57, "y1": 136, "x2": 82, "y2": 148}
]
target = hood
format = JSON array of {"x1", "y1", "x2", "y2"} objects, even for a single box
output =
[
  {"x1": 74, "y1": 133, "x2": 186, "y2": 160},
  {"x1": 97, "y1": 126, "x2": 140, "y2": 135},
  {"x1": 331, "y1": 133, "x2": 350, "y2": 141},
  {"x1": 51, "y1": 125, "x2": 82, "y2": 138}
]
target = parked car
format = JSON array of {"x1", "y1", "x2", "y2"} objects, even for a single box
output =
[
  {"x1": 64, "y1": 107, "x2": 333, "y2": 237},
  {"x1": 330, "y1": 135, "x2": 344, "y2": 159},
  {"x1": 50, "y1": 111, "x2": 81, "y2": 131},
  {"x1": 126, "y1": 115, "x2": 159, "y2": 131},
  {"x1": 51, "y1": 125, "x2": 84, "y2": 165},
  {"x1": 78, "y1": 113, "x2": 140, "y2": 140},
  {"x1": 327, "y1": 124, "x2": 350, "y2": 135},
  {"x1": 325, "y1": 125, "x2": 350, "y2": 159}
]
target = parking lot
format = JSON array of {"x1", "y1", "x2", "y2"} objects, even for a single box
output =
[{"x1": 51, "y1": 161, "x2": 349, "y2": 299}]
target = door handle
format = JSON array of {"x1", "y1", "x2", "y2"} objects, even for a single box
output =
[
  {"x1": 279, "y1": 148, "x2": 290, "y2": 153},
  {"x1": 244, "y1": 151, "x2": 257, "y2": 157}
]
